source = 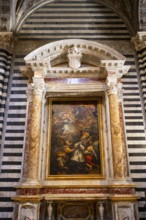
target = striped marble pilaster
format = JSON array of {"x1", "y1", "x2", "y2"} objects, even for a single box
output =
[
  {"x1": 132, "y1": 32, "x2": 146, "y2": 114},
  {"x1": 0, "y1": 32, "x2": 14, "y2": 220}
]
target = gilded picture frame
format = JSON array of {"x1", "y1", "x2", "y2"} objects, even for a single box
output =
[{"x1": 46, "y1": 98, "x2": 104, "y2": 179}]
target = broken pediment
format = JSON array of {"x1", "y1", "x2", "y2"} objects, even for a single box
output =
[{"x1": 23, "y1": 39, "x2": 129, "y2": 79}]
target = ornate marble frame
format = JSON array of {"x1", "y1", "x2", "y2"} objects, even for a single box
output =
[
  {"x1": 21, "y1": 39, "x2": 131, "y2": 186},
  {"x1": 45, "y1": 97, "x2": 105, "y2": 180},
  {"x1": 12, "y1": 39, "x2": 140, "y2": 220}
]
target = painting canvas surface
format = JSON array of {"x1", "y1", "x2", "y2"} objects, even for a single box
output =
[{"x1": 49, "y1": 99, "x2": 102, "y2": 176}]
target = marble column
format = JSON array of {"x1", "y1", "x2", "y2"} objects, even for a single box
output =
[
  {"x1": 117, "y1": 83, "x2": 128, "y2": 178},
  {"x1": 106, "y1": 76, "x2": 124, "y2": 179},
  {"x1": 26, "y1": 77, "x2": 45, "y2": 184}
]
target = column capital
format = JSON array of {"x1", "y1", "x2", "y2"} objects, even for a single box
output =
[
  {"x1": 20, "y1": 65, "x2": 34, "y2": 83},
  {"x1": 132, "y1": 31, "x2": 146, "y2": 51},
  {"x1": 0, "y1": 32, "x2": 15, "y2": 51},
  {"x1": 106, "y1": 76, "x2": 118, "y2": 96},
  {"x1": 32, "y1": 78, "x2": 45, "y2": 95}
]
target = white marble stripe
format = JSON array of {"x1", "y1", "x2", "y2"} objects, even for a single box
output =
[
  {"x1": 19, "y1": 35, "x2": 130, "y2": 39},
  {"x1": 20, "y1": 29, "x2": 129, "y2": 34},
  {"x1": 1, "y1": 165, "x2": 22, "y2": 169},
  {"x1": 126, "y1": 140, "x2": 146, "y2": 144}
]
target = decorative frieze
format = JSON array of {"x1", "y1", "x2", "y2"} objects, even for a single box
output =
[{"x1": 16, "y1": 186, "x2": 135, "y2": 196}]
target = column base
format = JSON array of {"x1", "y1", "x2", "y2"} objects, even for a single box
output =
[{"x1": 20, "y1": 178, "x2": 41, "y2": 186}]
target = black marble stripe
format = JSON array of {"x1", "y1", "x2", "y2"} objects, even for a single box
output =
[
  {"x1": 7, "y1": 122, "x2": 25, "y2": 126},
  {"x1": 5, "y1": 137, "x2": 24, "y2": 141},
  {"x1": 126, "y1": 130, "x2": 144, "y2": 133},
  {"x1": 128, "y1": 144, "x2": 146, "y2": 148},
  {"x1": 126, "y1": 122, "x2": 144, "y2": 125},
  {"x1": 19, "y1": 33, "x2": 130, "y2": 36},
  {"x1": 2, "y1": 161, "x2": 21, "y2": 165},
  {"x1": 10, "y1": 98, "x2": 27, "y2": 102},
  {"x1": 8, "y1": 114, "x2": 26, "y2": 118},
  {"x1": 9, "y1": 105, "x2": 26, "y2": 110},
  {"x1": 3, "y1": 153, "x2": 22, "y2": 157},
  {"x1": 0, "y1": 207, "x2": 13, "y2": 212},
  {"x1": 10, "y1": 91, "x2": 26, "y2": 94},
  {"x1": 131, "y1": 169, "x2": 146, "y2": 173},
  {"x1": 0, "y1": 187, "x2": 15, "y2": 191},
  {"x1": 25, "y1": 21, "x2": 125, "y2": 25},
  {"x1": 130, "y1": 162, "x2": 146, "y2": 165},
  {"x1": 1, "y1": 169, "x2": 21, "y2": 173},
  {"x1": 124, "y1": 104, "x2": 141, "y2": 107},
  {"x1": 127, "y1": 137, "x2": 145, "y2": 140},
  {"x1": 125, "y1": 116, "x2": 143, "y2": 119},
  {"x1": 0, "y1": 178, "x2": 19, "y2": 182},
  {"x1": 22, "y1": 27, "x2": 127, "y2": 31},
  {"x1": 0, "y1": 197, "x2": 12, "y2": 202},
  {"x1": 19, "y1": 37, "x2": 131, "y2": 41},
  {"x1": 129, "y1": 153, "x2": 146, "y2": 156},
  {"x1": 6, "y1": 129, "x2": 24, "y2": 133}
]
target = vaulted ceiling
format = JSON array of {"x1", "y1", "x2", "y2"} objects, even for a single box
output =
[{"x1": 0, "y1": 0, "x2": 143, "y2": 35}]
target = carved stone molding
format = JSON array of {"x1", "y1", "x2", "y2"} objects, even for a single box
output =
[
  {"x1": 32, "y1": 78, "x2": 45, "y2": 95},
  {"x1": 132, "y1": 31, "x2": 146, "y2": 51},
  {"x1": 20, "y1": 65, "x2": 34, "y2": 83},
  {"x1": 24, "y1": 39, "x2": 126, "y2": 76},
  {"x1": 0, "y1": 32, "x2": 14, "y2": 51},
  {"x1": 101, "y1": 60, "x2": 130, "y2": 78},
  {"x1": 106, "y1": 77, "x2": 118, "y2": 95}
]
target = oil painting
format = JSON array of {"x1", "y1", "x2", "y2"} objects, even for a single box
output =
[{"x1": 48, "y1": 98, "x2": 103, "y2": 178}]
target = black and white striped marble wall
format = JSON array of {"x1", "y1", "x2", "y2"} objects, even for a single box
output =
[
  {"x1": 0, "y1": 54, "x2": 27, "y2": 220},
  {"x1": 0, "y1": 0, "x2": 146, "y2": 220}
]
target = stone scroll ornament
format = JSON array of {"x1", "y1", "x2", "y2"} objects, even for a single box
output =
[{"x1": 67, "y1": 45, "x2": 83, "y2": 69}]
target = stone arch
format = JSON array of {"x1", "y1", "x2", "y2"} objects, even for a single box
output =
[{"x1": 16, "y1": 0, "x2": 133, "y2": 34}]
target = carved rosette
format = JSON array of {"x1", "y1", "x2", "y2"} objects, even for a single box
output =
[{"x1": 26, "y1": 79, "x2": 45, "y2": 183}]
